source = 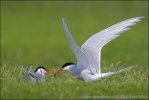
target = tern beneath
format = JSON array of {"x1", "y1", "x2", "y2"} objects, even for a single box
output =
[
  {"x1": 56, "y1": 17, "x2": 143, "y2": 82},
  {"x1": 20, "y1": 64, "x2": 52, "y2": 83}
]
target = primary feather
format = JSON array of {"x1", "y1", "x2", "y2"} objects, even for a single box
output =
[
  {"x1": 62, "y1": 17, "x2": 89, "y2": 74},
  {"x1": 81, "y1": 17, "x2": 144, "y2": 74}
]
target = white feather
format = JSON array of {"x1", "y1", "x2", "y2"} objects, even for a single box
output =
[
  {"x1": 62, "y1": 17, "x2": 89, "y2": 75},
  {"x1": 81, "y1": 17, "x2": 143, "y2": 74}
]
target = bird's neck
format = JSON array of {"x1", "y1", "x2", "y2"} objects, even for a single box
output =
[
  {"x1": 34, "y1": 72, "x2": 45, "y2": 78},
  {"x1": 67, "y1": 64, "x2": 80, "y2": 76}
]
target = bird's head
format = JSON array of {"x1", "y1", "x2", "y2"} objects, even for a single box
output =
[
  {"x1": 34, "y1": 66, "x2": 53, "y2": 75},
  {"x1": 55, "y1": 62, "x2": 75, "y2": 73}
]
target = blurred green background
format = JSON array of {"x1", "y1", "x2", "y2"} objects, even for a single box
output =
[
  {"x1": 1, "y1": 1, "x2": 148, "y2": 99},
  {"x1": 1, "y1": 1, "x2": 148, "y2": 66}
]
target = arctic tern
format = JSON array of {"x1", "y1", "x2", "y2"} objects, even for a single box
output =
[
  {"x1": 20, "y1": 64, "x2": 52, "y2": 83},
  {"x1": 56, "y1": 17, "x2": 143, "y2": 82}
]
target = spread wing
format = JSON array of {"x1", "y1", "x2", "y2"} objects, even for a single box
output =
[
  {"x1": 62, "y1": 17, "x2": 89, "y2": 73},
  {"x1": 81, "y1": 17, "x2": 143, "y2": 74}
]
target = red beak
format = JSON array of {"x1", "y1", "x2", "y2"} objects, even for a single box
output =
[
  {"x1": 46, "y1": 70, "x2": 53, "y2": 74},
  {"x1": 56, "y1": 68, "x2": 64, "y2": 73}
]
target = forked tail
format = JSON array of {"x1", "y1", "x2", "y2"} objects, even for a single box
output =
[
  {"x1": 101, "y1": 66, "x2": 135, "y2": 78},
  {"x1": 115, "y1": 66, "x2": 135, "y2": 74}
]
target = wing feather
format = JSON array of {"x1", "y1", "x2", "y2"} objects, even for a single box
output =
[
  {"x1": 81, "y1": 17, "x2": 143, "y2": 74},
  {"x1": 62, "y1": 17, "x2": 89, "y2": 73}
]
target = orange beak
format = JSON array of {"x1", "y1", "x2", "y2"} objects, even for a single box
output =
[
  {"x1": 46, "y1": 70, "x2": 53, "y2": 74},
  {"x1": 56, "y1": 68, "x2": 64, "y2": 73}
]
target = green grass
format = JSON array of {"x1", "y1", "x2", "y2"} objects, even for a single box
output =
[{"x1": 1, "y1": 1, "x2": 148, "y2": 99}]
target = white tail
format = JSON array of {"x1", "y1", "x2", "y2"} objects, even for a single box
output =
[
  {"x1": 101, "y1": 66, "x2": 135, "y2": 78},
  {"x1": 115, "y1": 66, "x2": 135, "y2": 74}
]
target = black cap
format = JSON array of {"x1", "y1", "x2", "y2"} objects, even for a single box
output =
[
  {"x1": 34, "y1": 66, "x2": 47, "y2": 72},
  {"x1": 62, "y1": 62, "x2": 74, "y2": 68}
]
